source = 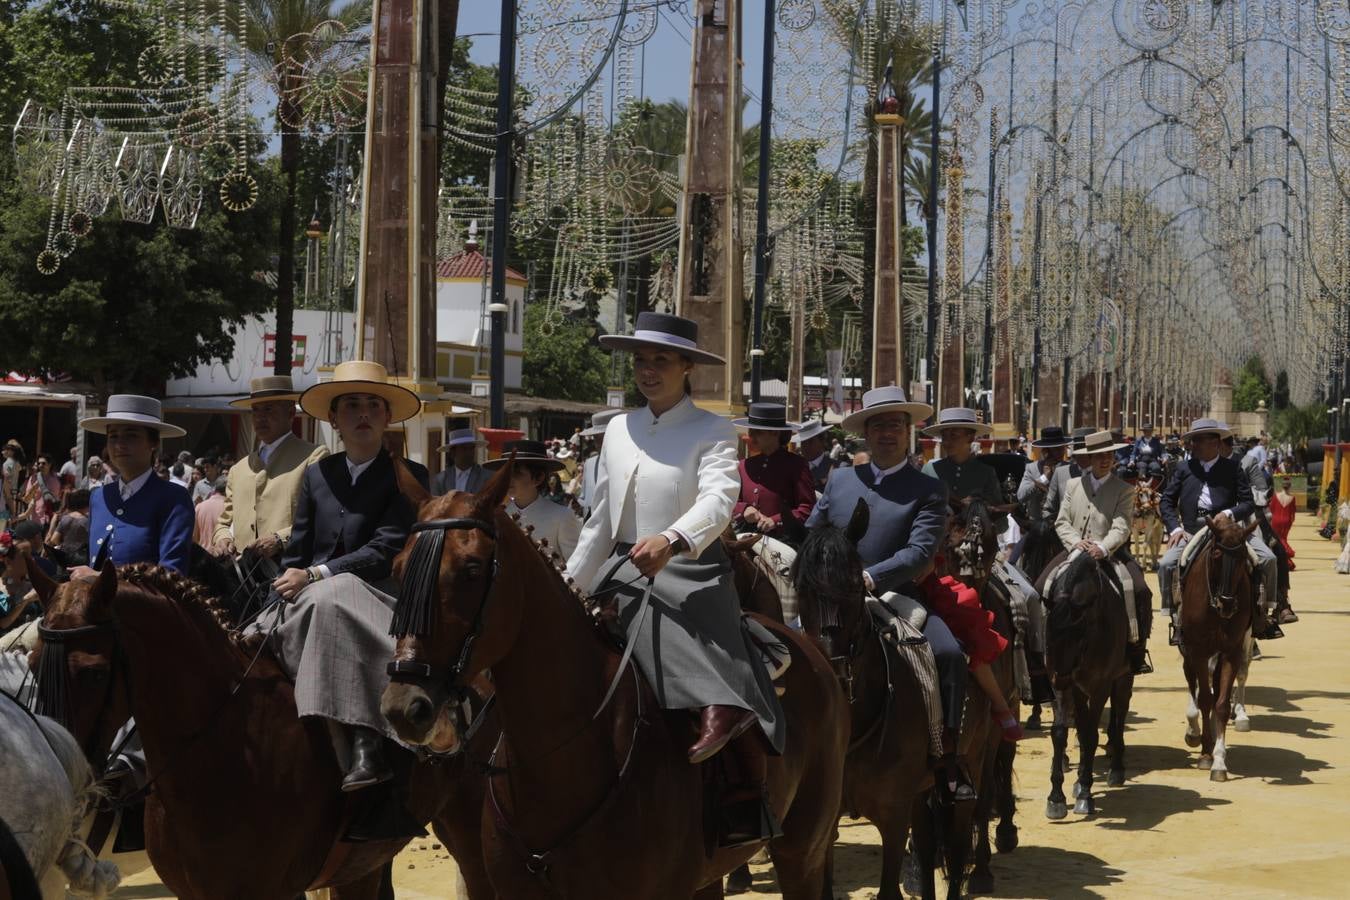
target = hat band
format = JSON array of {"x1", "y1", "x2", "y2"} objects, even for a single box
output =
[
  {"x1": 250, "y1": 389, "x2": 296, "y2": 398},
  {"x1": 104, "y1": 411, "x2": 166, "y2": 426},
  {"x1": 632, "y1": 329, "x2": 698, "y2": 350},
  {"x1": 746, "y1": 414, "x2": 789, "y2": 428}
]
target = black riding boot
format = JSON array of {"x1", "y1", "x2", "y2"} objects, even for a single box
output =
[
  {"x1": 1127, "y1": 642, "x2": 1153, "y2": 675},
  {"x1": 342, "y1": 726, "x2": 394, "y2": 792}
]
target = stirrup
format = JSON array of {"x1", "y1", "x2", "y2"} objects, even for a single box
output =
[{"x1": 1167, "y1": 619, "x2": 1181, "y2": 647}]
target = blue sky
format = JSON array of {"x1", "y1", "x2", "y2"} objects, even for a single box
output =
[{"x1": 454, "y1": 2, "x2": 768, "y2": 126}]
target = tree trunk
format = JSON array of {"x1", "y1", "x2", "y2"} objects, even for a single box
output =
[{"x1": 274, "y1": 117, "x2": 299, "y2": 376}]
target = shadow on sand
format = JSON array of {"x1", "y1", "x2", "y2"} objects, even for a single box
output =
[
  {"x1": 1246, "y1": 713, "x2": 1334, "y2": 739},
  {"x1": 963, "y1": 845, "x2": 1124, "y2": 898},
  {"x1": 1225, "y1": 743, "x2": 1331, "y2": 785}
]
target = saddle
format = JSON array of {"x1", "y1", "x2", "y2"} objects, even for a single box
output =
[
  {"x1": 743, "y1": 615, "x2": 791, "y2": 693},
  {"x1": 865, "y1": 595, "x2": 944, "y2": 758}
]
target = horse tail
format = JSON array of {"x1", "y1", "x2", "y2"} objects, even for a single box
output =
[{"x1": 0, "y1": 812, "x2": 41, "y2": 900}]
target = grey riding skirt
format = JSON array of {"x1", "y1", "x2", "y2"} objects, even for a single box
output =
[{"x1": 594, "y1": 541, "x2": 785, "y2": 753}]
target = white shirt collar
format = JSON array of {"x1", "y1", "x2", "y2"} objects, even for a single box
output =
[
  {"x1": 1199, "y1": 456, "x2": 1218, "y2": 472},
  {"x1": 1087, "y1": 470, "x2": 1110, "y2": 491},
  {"x1": 870, "y1": 458, "x2": 908, "y2": 482},
  {"x1": 642, "y1": 395, "x2": 693, "y2": 424},
  {"x1": 258, "y1": 431, "x2": 291, "y2": 464},
  {"x1": 346, "y1": 455, "x2": 377, "y2": 484},
  {"x1": 119, "y1": 469, "x2": 154, "y2": 500}
]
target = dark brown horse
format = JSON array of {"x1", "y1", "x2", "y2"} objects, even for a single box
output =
[
  {"x1": 1043, "y1": 552, "x2": 1133, "y2": 819},
  {"x1": 792, "y1": 499, "x2": 931, "y2": 900},
  {"x1": 1179, "y1": 517, "x2": 1258, "y2": 781},
  {"x1": 934, "y1": 496, "x2": 1015, "y2": 895},
  {"x1": 27, "y1": 562, "x2": 491, "y2": 900},
  {"x1": 380, "y1": 463, "x2": 848, "y2": 899}
]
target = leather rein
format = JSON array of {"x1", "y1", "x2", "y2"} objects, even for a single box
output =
[{"x1": 1202, "y1": 534, "x2": 1252, "y2": 619}]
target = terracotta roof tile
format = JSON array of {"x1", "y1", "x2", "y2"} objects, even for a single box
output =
[{"x1": 437, "y1": 249, "x2": 526, "y2": 282}]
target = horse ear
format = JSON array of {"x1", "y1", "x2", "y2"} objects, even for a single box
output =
[
  {"x1": 1242, "y1": 521, "x2": 1259, "y2": 540},
  {"x1": 474, "y1": 453, "x2": 514, "y2": 517},
  {"x1": 392, "y1": 456, "x2": 431, "y2": 511},
  {"x1": 24, "y1": 551, "x2": 57, "y2": 606},
  {"x1": 846, "y1": 497, "x2": 869, "y2": 545},
  {"x1": 89, "y1": 557, "x2": 118, "y2": 613},
  {"x1": 1203, "y1": 515, "x2": 1216, "y2": 533}
]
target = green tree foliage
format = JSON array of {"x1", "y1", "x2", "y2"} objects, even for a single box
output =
[
  {"x1": 1272, "y1": 369, "x2": 1290, "y2": 410},
  {"x1": 0, "y1": 165, "x2": 281, "y2": 392},
  {"x1": 521, "y1": 302, "x2": 608, "y2": 404},
  {"x1": 1268, "y1": 402, "x2": 1327, "y2": 449},
  {"x1": 1232, "y1": 357, "x2": 1271, "y2": 412}
]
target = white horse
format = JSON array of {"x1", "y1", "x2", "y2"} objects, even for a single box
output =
[
  {"x1": 2, "y1": 651, "x2": 148, "y2": 898},
  {"x1": 0, "y1": 688, "x2": 120, "y2": 898}
]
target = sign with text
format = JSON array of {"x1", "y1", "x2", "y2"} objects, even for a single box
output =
[{"x1": 263, "y1": 334, "x2": 307, "y2": 368}]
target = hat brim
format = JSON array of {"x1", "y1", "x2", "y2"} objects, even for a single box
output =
[
  {"x1": 1071, "y1": 442, "x2": 1130, "y2": 457},
  {"x1": 1182, "y1": 426, "x2": 1233, "y2": 440},
  {"x1": 731, "y1": 419, "x2": 800, "y2": 432},
  {"x1": 299, "y1": 380, "x2": 421, "y2": 423},
  {"x1": 597, "y1": 333, "x2": 725, "y2": 365},
  {"x1": 482, "y1": 455, "x2": 565, "y2": 472},
  {"x1": 579, "y1": 424, "x2": 610, "y2": 437},
  {"x1": 79, "y1": 415, "x2": 187, "y2": 439},
  {"x1": 840, "y1": 401, "x2": 934, "y2": 435},
  {"x1": 438, "y1": 437, "x2": 486, "y2": 451},
  {"x1": 1031, "y1": 437, "x2": 1072, "y2": 448},
  {"x1": 922, "y1": 421, "x2": 994, "y2": 439},
  {"x1": 791, "y1": 424, "x2": 830, "y2": 444},
  {"x1": 228, "y1": 392, "x2": 301, "y2": 410}
]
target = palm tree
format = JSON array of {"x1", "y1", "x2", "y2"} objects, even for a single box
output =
[{"x1": 238, "y1": 0, "x2": 372, "y2": 375}]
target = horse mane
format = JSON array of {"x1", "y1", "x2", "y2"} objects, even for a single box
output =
[
  {"x1": 793, "y1": 521, "x2": 863, "y2": 632},
  {"x1": 118, "y1": 563, "x2": 236, "y2": 630}
]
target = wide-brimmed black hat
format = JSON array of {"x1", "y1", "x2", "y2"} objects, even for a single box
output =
[
  {"x1": 1031, "y1": 425, "x2": 1072, "y2": 448},
  {"x1": 1070, "y1": 426, "x2": 1095, "y2": 448},
  {"x1": 732, "y1": 402, "x2": 799, "y2": 432},
  {"x1": 482, "y1": 439, "x2": 566, "y2": 471},
  {"x1": 597, "y1": 312, "x2": 724, "y2": 365}
]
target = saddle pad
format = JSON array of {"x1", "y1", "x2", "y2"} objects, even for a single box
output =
[
  {"x1": 865, "y1": 596, "x2": 943, "y2": 758},
  {"x1": 743, "y1": 615, "x2": 791, "y2": 681},
  {"x1": 737, "y1": 532, "x2": 800, "y2": 623},
  {"x1": 871, "y1": 591, "x2": 927, "y2": 631}
]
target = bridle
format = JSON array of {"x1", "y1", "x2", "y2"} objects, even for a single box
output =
[
  {"x1": 386, "y1": 516, "x2": 501, "y2": 745},
  {"x1": 1204, "y1": 532, "x2": 1251, "y2": 619},
  {"x1": 34, "y1": 619, "x2": 128, "y2": 773}
]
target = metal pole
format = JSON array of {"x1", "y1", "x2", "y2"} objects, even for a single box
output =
[
  {"x1": 750, "y1": 0, "x2": 776, "y2": 403},
  {"x1": 980, "y1": 112, "x2": 997, "y2": 407},
  {"x1": 1030, "y1": 173, "x2": 1044, "y2": 426},
  {"x1": 924, "y1": 45, "x2": 941, "y2": 407},
  {"x1": 489, "y1": 0, "x2": 517, "y2": 429}
]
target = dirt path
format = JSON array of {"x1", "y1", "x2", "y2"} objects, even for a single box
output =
[{"x1": 117, "y1": 517, "x2": 1349, "y2": 898}]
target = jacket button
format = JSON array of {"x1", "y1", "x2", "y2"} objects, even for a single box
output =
[{"x1": 116, "y1": 508, "x2": 124, "y2": 516}]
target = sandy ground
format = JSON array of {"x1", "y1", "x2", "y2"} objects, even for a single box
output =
[{"x1": 117, "y1": 517, "x2": 1349, "y2": 898}]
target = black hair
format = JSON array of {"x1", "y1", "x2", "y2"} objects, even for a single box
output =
[
  {"x1": 66, "y1": 489, "x2": 90, "y2": 511},
  {"x1": 520, "y1": 462, "x2": 551, "y2": 488}
]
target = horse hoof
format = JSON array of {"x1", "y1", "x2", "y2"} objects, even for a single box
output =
[
  {"x1": 1107, "y1": 769, "x2": 1125, "y2": 787},
  {"x1": 1197, "y1": 755, "x2": 1213, "y2": 770},
  {"x1": 1210, "y1": 769, "x2": 1228, "y2": 783},
  {"x1": 725, "y1": 864, "x2": 753, "y2": 894},
  {"x1": 1184, "y1": 731, "x2": 1202, "y2": 748},
  {"x1": 1046, "y1": 800, "x2": 1068, "y2": 820},
  {"x1": 1073, "y1": 795, "x2": 1095, "y2": 816},
  {"x1": 995, "y1": 823, "x2": 1019, "y2": 854},
  {"x1": 902, "y1": 853, "x2": 923, "y2": 896},
  {"x1": 1234, "y1": 718, "x2": 1251, "y2": 733},
  {"x1": 967, "y1": 871, "x2": 995, "y2": 893}
]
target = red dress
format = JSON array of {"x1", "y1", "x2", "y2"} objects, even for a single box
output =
[
  {"x1": 919, "y1": 570, "x2": 1008, "y2": 669},
  {"x1": 1268, "y1": 493, "x2": 1296, "y2": 569}
]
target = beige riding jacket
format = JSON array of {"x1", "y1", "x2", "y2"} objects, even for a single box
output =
[{"x1": 1054, "y1": 473, "x2": 1135, "y2": 555}]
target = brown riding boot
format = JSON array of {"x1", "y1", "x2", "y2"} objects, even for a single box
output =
[{"x1": 688, "y1": 705, "x2": 758, "y2": 764}]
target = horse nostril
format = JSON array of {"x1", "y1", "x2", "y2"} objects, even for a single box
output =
[{"x1": 406, "y1": 696, "x2": 434, "y2": 728}]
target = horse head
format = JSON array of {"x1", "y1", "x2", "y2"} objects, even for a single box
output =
[
  {"x1": 27, "y1": 562, "x2": 127, "y2": 767},
  {"x1": 1044, "y1": 551, "x2": 1120, "y2": 679},
  {"x1": 382, "y1": 455, "x2": 536, "y2": 754},
  {"x1": 1203, "y1": 515, "x2": 1259, "y2": 619},
  {"x1": 944, "y1": 496, "x2": 1010, "y2": 586},
  {"x1": 792, "y1": 498, "x2": 869, "y2": 666}
]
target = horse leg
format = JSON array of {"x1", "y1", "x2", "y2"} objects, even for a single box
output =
[
  {"x1": 1232, "y1": 632, "x2": 1253, "y2": 733},
  {"x1": 1046, "y1": 690, "x2": 1070, "y2": 820},
  {"x1": 905, "y1": 793, "x2": 938, "y2": 900},
  {"x1": 1107, "y1": 675, "x2": 1133, "y2": 786},
  {"x1": 725, "y1": 863, "x2": 752, "y2": 894},
  {"x1": 877, "y1": 791, "x2": 916, "y2": 900},
  {"x1": 1210, "y1": 653, "x2": 1236, "y2": 782},
  {"x1": 968, "y1": 752, "x2": 996, "y2": 894},
  {"x1": 1194, "y1": 654, "x2": 1217, "y2": 771},
  {"x1": 328, "y1": 863, "x2": 389, "y2": 900},
  {"x1": 994, "y1": 739, "x2": 1019, "y2": 853},
  {"x1": 1182, "y1": 657, "x2": 1203, "y2": 749},
  {"x1": 1073, "y1": 691, "x2": 1102, "y2": 816},
  {"x1": 941, "y1": 782, "x2": 977, "y2": 900}
]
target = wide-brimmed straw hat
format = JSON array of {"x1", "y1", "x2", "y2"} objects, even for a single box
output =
[
  {"x1": 229, "y1": 375, "x2": 301, "y2": 409},
  {"x1": 840, "y1": 386, "x2": 932, "y2": 434},
  {"x1": 1182, "y1": 418, "x2": 1233, "y2": 440},
  {"x1": 482, "y1": 439, "x2": 566, "y2": 471},
  {"x1": 298, "y1": 360, "x2": 421, "y2": 423},
  {"x1": 79, "y1": 395, "x2": 186, "y2": 439},
  {"x1": 1031, "y1": 425, "x2": 1072, "y2": 449},
  {"x1": 598, "y1": 312, "x2": 724, "y2": 365},
  {"x1": 732, "y1": 402, "x2": 799, "y2": 432},
  {"x1": 922, "y1": 407, "x2": 993, "y2": 439},
  {"x1": 580, "y1": 408, "x2": 624, "y2": 437},
  {"x1": 791, "y1": 419, "x2": 830, "y2": 445},
  {"x1": 1071, "y1": 430, "x2": 1130, "y2": 457}
]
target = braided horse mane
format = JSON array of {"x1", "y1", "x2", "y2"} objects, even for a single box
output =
[{"x1": 116, "y1": 562, "x2": 242, "y2": 644}]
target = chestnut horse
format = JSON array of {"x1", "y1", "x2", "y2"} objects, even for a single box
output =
[
  {"x1": 792, "y1": 499, "x2": 931, "y2": 900},
  {"x1": 27, "y1": 562, "x2": 492, "y2": 900},
  {"x1": 381, "y1": 463, "x2": 847, "y2": 899},
  {"x1": 1179, "y1": 517, "x2": 1258, "y2": 782}
]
